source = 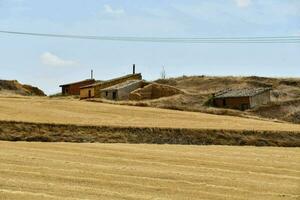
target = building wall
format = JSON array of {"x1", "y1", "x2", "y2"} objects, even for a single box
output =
[
  {"x1": 61, "y1": 80, "x2": 95, "y2": 95},
  {"x1": 250, "y1": 90, "x2": 271, "y2": 108},
  {"x1": 129, "y1": 83, "x2": 182, "y2": 101},
  {"x1": 80, "y1": 74, "x2": 142, "y2": 99},
  {"x1": 80, "y1": 87, "x2": 95, "y2": 98},
  {"x1": 213, "y1": 97, "x2": 250, "y2": 110},
  {"x1": 101, "y1": 81, "x2": 143, "y2": 101}
]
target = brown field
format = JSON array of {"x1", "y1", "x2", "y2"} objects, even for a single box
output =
[
  {"x1": 0, "y1": 142, "x2": 299, "y2": 200},
  {"x1": 0, "y1": 96, "x2": 300, "y2": 131}
]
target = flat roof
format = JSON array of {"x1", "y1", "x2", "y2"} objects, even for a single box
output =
[
  {"x1": 59, "y1": 79, "x2": 95, "y2": 87},
  {"x1": 80, "y1": 73, "x2": 142, "y2": 89},
  {"x1": 214, "y1": 87, "x2": 272, "y2": 98}
]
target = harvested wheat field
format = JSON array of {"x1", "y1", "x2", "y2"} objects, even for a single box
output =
[
  {"x1": 0, "y1": 96, "x2": 300, "y2": 131},
  {"x1": 0, "y1": 142, "x2": 299, "y2": 200}
]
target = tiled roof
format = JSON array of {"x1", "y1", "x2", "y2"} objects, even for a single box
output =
[
  {"x1": 101, "y1": 80, "x2": 142, "y2": 91},
  {"x1": 214, "y1": 87, "x2": 271, "y2": 98}
]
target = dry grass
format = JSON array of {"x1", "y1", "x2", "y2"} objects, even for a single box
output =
[
  {"x1": 154, "y1": 76, "x2": 300, "y2": 123},
  {"x1": 251, "y1": 99, "x2": 300, "y2": 124},
  {"x1": 0, "y1": 96, "x2": 300, "y2": 132},
  {"x1": 1, "y1": 121, "x2": 299, "y2": 146},
  {"x1": 0, "y1": 141, "x2": 299, "y2": 200}
]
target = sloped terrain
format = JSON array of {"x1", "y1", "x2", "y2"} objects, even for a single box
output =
[
  {"x1": 250, "y1": 99, "x2": 300, "y2": 124},
  {"x1": 0, "y1": 80, "x2": 46, "y2": 96},
  {"x1": 1, "y1": 97, "x2": 300, "y2": 132},
  {"x1": 153, "y1": 76, "x2": 300, "y2": 123},
  {"x1": 0, "y1": 142, "x2": 299, "y2": 200}
]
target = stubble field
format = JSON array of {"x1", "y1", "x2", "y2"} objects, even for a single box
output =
[
  {"x1": 0, "y1": 142, "x2": 299, "y2": 200},
  {"x1": 0, "y1": 96, "x2": 300, "y2": 131}
]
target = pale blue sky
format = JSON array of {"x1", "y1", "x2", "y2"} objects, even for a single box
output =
[{"x1": 0, "y1": 0, "x2": 299, "y2": 94}]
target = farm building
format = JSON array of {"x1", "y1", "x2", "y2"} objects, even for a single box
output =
[
  {"x1": 80, "y1": 73, "x2": 142, "y2": 99},
  {"x1": 213, "y1": 87, "x2": 272, "y2": 110},
  {"x1": 129, "y1": 83, "x2": 183, "y2": 101},
  {"x1": 101, "y1": 80, "x2": 145, "y2": 101},
  {"x1": 59, "y1": 79, "x2": 96, "y2": 96}
]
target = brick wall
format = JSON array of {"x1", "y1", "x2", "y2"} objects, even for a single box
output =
[
  {"x1": 214, "y1": 97, "x2": 250, "y2": 110},
  {"x1": 62, "y1": 79, "x2": 95, "y2": 95}
]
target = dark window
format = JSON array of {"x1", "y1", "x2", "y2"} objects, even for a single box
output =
[
  {"x1": 106, "y1": 91, "x2": 108, "y2": 96},
  {"x1": 88, "y1": 90, "x2": 91, "y2": 98},
  {"x1": 223, "y1": 99, "x2": 226, "y2": 106},
  {"x1": 241, "y1": 104, "x2": 249, "y2": 111}
]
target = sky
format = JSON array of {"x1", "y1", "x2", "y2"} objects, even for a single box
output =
[{"x1": 0, "y1": 0, "x2": 299, "y2": 94}]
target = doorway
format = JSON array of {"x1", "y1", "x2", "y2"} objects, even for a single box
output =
[{"x1": 112, "y1": 91, "x2": 117, "y2": 100}]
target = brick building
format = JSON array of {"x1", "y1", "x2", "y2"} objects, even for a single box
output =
[
  {"x1": 213, "y1": 88, "x2": 271, "y2": 110},
  {"x1": 59, "y1": 79, "x2": 96, "y2": 96}
]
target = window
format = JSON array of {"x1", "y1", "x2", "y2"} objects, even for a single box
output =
[{"x1": 106, "y1": 91, "x2": 108, "y2": 96}]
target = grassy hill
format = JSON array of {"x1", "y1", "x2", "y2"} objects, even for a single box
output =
[
  {"x1": 0, "y1": 97, "x2": 299, "y2": 131},
  {"x1": 90, "y1": 76, "x2": 300, "y2": 124},
  {"x1": 0, "y1": 96, "x2": 299, "y2": 146},
  {"x1": 0, "y1": 80, "x2": 46, "y2": 96},
  {"x1": 0, "y1": 142, "x2": 299, "y2": 200},
  {"x1": 150, "y1": 76, "x2": 300, "y2": 123}
]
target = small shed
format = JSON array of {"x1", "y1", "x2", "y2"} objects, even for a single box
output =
[
  {"x1": 59, "y1": 79, "x2": 96, "y2": 96},
  {"x1": 100, "y1": 80, "x2": 144, "y2": 101},
  {"x1": 213, "y1": 88, "x2": 272, "y2": 110}
]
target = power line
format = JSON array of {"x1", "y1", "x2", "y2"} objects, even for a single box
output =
[{"x1": 0, "y1": 30, "x2": 300, "y2": 43}]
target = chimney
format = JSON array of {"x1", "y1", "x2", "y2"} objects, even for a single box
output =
[
  {"x1": 133, "y1": 64, "x2": 136, "y2": 74},
  {"x1": 91, "y1": 70, "x2": 94, "y2": 79}
]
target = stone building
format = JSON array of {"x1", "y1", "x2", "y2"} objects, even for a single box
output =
[
  {"x1": 100, "y1": 80, "x2": 144, "y2": 101},
  {"x1": 213, "y1": 88, "x2": 272, "y2": 110},
  {"x1": 80, "y1": 73, "x2": 142, "y2": 99}
]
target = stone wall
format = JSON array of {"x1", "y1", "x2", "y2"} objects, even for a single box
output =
[
  {"x1": 101, "y1": 81, "x2": 144, "y2": 101},
  {"x1": 250, "y1": 90, "x2": 271, "y2": 108}
]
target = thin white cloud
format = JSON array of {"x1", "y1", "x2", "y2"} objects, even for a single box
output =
[
  {"x1": 235, "y1": 0, "x2": 251, "y2": 8},
  {"x1": 104, "y1": 4, "x2": 125, "y2": 15},
  {"x1": 40, "y1": 52, "x2": 78, "y2": 67}
]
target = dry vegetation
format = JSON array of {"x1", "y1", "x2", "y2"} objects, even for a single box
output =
[
  {"x1": 87, "y1": 76, "x2": 300, "y2": 124},
  {"x1": 151, "y1": 76, "x2": 300, "y2": 123},
  {"x1": 1, "y1": 121, "x2": 299, "y2": 146},
  {"x1": 1, "y1": 96, "x2": 300, "y2": 131},
  {"x1": 0, "y1": 80, "x2": 46, "y2": 96},
  {"x1": 0, "y1": 142, "x2": 299, "y2": 200}
]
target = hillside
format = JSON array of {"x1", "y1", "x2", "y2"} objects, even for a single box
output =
[
  {"x1": 151, "y1": 76, "x2": 300, "y2": 123},
  {"x1": 0, "y1": 80, "x2": 46, "y2": 96},
  {"x1": 0, "y1": 97, "x2": 300, "y2": 132},
  {"x1": 0, "y1": 142, "x2": 299, "y2": 200}
]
